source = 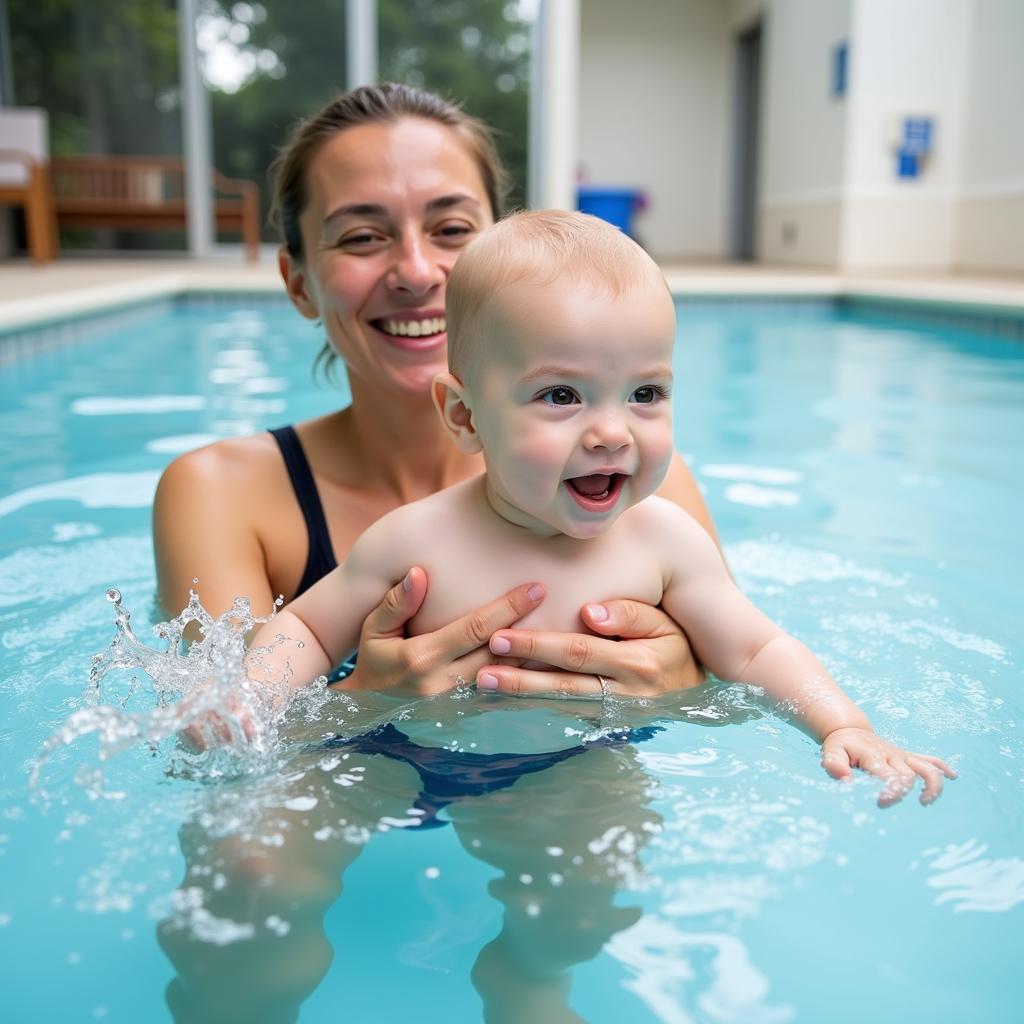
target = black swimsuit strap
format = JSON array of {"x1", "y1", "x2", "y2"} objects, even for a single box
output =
[{"x1": 269, "y1": 426, "x2": 338, "y2": 597}]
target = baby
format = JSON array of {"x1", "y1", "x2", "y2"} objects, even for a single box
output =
[{"x1": 211, "y1": 210, "x2": 953, "y2": 806}]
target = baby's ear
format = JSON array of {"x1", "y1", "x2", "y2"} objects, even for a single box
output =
[{"x1": 432, "y1": 373, "x2": 482, "y2": 454}]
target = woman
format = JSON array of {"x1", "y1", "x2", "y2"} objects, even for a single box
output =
[{"x1": 153, "y1": 83, "x2": 717, "y2": 697}]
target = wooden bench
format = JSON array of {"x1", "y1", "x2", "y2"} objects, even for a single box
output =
[
  {"x1": 49, "y1": 155, "x2": 261, "y2": 262},
  {"x1": 0, "y1": 148, "x2": 58, "y2": 263}
]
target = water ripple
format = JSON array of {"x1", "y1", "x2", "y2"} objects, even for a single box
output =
[{"x1": 924, "y1": 839, "x2": 1024, "y2": 913}]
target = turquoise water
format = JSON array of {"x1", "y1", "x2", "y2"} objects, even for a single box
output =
[{"x1": 0, "y1": 298, "x2": 1020, "y2": 1022}]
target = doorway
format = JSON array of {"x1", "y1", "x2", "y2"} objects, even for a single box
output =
[{"x1": 730, "y1": 21, "x2": 762, "y2": 261}]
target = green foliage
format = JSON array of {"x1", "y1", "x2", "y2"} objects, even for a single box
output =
[
  {"x1": 9, "y1": 0, "x2": 181, "y2": 155},
  {"x1": 207, "y1": 0, "x2": 531, "y2": 235},
  {"x1": 378, "y1": 0, "x2": 530, "y2": 210},
  {"x1": 9, "y1": 0, "x2": 531, "y2": 244}
]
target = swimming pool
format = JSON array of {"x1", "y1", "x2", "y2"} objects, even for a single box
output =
[{"x1": 1, "y1": 297, "x2": 1020, "y2": 1022}]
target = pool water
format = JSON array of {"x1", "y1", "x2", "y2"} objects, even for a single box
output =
[{"x1": 0, "y1": 298, "x2": 1020, "y2": 1023}]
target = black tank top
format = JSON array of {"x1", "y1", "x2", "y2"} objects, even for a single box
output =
[{"x1": 269, "y1": 426, "x2": 338, "y2": 598}]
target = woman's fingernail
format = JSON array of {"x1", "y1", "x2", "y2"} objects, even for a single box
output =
[
  {"x1": 491, "y1": 636, "x2": 511, "y2": 655},
  {"x1": 477, "y1": 673, "x2": 499, "y2": 690},
  {"x1": 527, "y1": 584, "x2": 544, "y2": 601},
  {"x1": 403, "y1": 571, "x2": 413, "y2": 592},
  {"x1": 585, "y1": 603, "x2": 609, "y2": 623}
]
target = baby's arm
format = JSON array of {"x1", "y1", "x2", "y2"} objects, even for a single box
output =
[
  {"x1": 181, "y1": 514, "x2": 412, "y2": 749},
  {"x1": 654, "y1": 503, "x2": 955, "y2": 805},
  {"x1": 251, "y1": 515, "x2": 415, "y2": 690}
]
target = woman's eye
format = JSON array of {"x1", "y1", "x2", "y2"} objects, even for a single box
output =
[
  {"x1": 631, "y1": 385, "x2": 668, "y2": 404},
  {"x1": 339, "y1": 232, "x2": 385, "y2": 248},
  {"x1": 541, "y1": 387, "x2": 579, "y2": 406},
  {"x1": 435, "y1": 222, "x2": 475, "y2": 243}
]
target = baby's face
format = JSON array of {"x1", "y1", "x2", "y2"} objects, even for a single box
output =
[{"x1": 466, "y1": 271, "x2": 677, "y2": 539}]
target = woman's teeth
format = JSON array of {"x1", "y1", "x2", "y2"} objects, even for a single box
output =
[{"x1": 379, "y1": 317, "x2": 446, "y2": 337}]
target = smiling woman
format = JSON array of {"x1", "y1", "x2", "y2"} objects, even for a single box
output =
[
  {"x1": 153, "y1": 82, "x2": 715, "y2": 699},
  {"x1": 281, "y1": 117, "x2": 491, "y2": 396}
]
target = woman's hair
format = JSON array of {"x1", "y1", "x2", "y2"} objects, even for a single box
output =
[{"x1": 269, "y1": 82, "x2": 509, "y2": 260}]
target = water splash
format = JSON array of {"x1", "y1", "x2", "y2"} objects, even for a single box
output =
[{"x1": 31, "y1": 588, "x2": 331, "y2": 795}]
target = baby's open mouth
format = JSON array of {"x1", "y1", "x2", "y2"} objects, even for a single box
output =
[
  {"x1": 565, "y1": 472, "x2": 627, "y2": 510},
  {"x1": 372, "y1": 316, "x2": 446, "y2": 338}
]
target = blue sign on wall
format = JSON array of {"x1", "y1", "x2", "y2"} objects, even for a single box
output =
[
  {"x1": 833, "y1": 41, "x2": 848, "y2": 98},
  {"x1": 897, "y1": 151, "x2": 920, "y2": 179},
  {"x1": 895, "y1": 116, "x2": 933, "y2": 179},
  {"x1": 902, "y1": 117, "x2": 933, "y2": 156}
]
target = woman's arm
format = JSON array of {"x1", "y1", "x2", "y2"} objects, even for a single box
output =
[{"x1": 153, "y1": 444, "x2": 279, "y2": 621}]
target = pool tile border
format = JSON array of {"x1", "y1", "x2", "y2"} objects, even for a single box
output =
[{"x1": 2, "y1": 280, "x2": 1023, "y2": 365}]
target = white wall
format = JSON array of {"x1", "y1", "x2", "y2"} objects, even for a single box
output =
[
  {"x1": 574, "y1": 0, "x2": 1024, "y2": 272},
  {"x1": 839, "y1": 0, "x2": 972, "y2": 271},
  {"x1": 578, "y1": 0, "x2": 731, "y2": 260},
  {"x1": 955, "y1": 0, "x2": 1024, "y2": 273},
  {"x1": 756, "y1": 0, "x2": 852, "y2": 265}
]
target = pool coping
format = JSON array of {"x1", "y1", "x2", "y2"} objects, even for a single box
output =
[{"x1": 1, "y1": 261, "x2": 1023, "y2": 337}]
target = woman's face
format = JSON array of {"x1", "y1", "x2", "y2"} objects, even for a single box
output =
[{"x1": 284, "y1": 117, "x2": 495, "y2": 398}]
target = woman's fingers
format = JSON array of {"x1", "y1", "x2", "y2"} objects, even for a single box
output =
[
  {"x1": 424, "y1": 583, "x2": 546, "y2": 663},
  {"x1": 490, "y1": 601, "x2": 705, "y2": 693},
  {"x1": 582, "y1": 599, "x2": 707, "y2": 688},
  {"x1": 477, "y1": 665, "x2": 608, "y2": 699},
  {"x1": 412, "y1": 646, "x2": 498, "y2": 697},
  {"x1": 358, "y1": 566, "x2": 429, "y2": 641},
  {"x1": 344, "y1": 582, "x2": 545, "y2": 694},
  {"x1": 487, "y1": 628, "x2": 622, "y2": 678},
  {"x1": 580, "y1": 598, "x2": 682, "y2": 639}
]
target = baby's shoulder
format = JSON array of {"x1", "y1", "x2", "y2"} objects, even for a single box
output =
[
  {"x1": 350, "y1": 479, "x2": 476, "y2": 558},
  {"x1": 624, "y1": 494, "x2": 702, "y2": 537}
]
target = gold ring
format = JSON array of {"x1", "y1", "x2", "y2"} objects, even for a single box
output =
[{"x1": 596, "y1": 674, "x2": 611, "y2": 699}]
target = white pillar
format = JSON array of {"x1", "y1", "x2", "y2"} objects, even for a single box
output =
[
  {"x1": 529, "y1": 0, "x2": 579, "y2": 210},
  {"x1": 347, "y1": 0, "x2": 378, "y2": 89},
  {"x1": 178, "y1": 0, "x2": 214, "y2": 259}
]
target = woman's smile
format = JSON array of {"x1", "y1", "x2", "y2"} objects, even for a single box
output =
[{"x1": 369, "y1": 310, "x2": 448, "y2": 352}]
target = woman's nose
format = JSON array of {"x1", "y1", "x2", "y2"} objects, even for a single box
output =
[{"x1": 388, "y1": 237, "x2": 445, "y2": 296}]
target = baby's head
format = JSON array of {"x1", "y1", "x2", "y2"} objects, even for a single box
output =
[{"x1": 434, "y1": 210, "x2": 677, "y2": 539}]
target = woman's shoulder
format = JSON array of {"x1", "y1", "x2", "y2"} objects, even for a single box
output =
[
  {"x1": 154, "y1": 430, "x2": 293, "y2": 517},
  {"x1": 158, "y1": 431, "x2": 281, "y2": 486}
]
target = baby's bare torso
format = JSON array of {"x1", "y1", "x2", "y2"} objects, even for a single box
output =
[{"x1": 394, "y1": 478, "x2": 669, "y2": 637}]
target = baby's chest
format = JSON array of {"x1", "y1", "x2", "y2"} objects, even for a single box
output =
[{"x1": 408, "y1": 533, "x2": 665, "y2": 635}]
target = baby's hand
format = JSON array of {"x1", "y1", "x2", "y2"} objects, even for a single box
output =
[
  {"x1": 179, "y1": 693, "x2": 258, "y2": 753},
  {"x1": 821, "y1": 727, "x2": 956, "y2": 807}
]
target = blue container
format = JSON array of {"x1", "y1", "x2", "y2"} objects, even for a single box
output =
[{"x1": 577, "y1": 186, "x2": 640, "y2": 235}]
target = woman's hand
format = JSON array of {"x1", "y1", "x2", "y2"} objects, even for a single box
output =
[
  {"x1": 475, "y1": 600, "x2": 706, "y2": 699},
  {"x1": 338, "y1": 568, "x2": 547, "y2": 696},
  {"x1": 821, "y1": 727, "x2": 957, "y2": 807}
]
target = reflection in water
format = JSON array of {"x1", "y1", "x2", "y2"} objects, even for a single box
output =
[
  {"x1": 32, "y1": 592, "x2": 786, "y2": 1022},
  {"x1": 610, "y1": 916, "x2": 793, "y2": 1024},
  {"x1": 157, "y1": 728, "x2": 666, "y2": 1024},
  {"x1": 923, "y1": 839, "x2": 1024, "y2": 913}
]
